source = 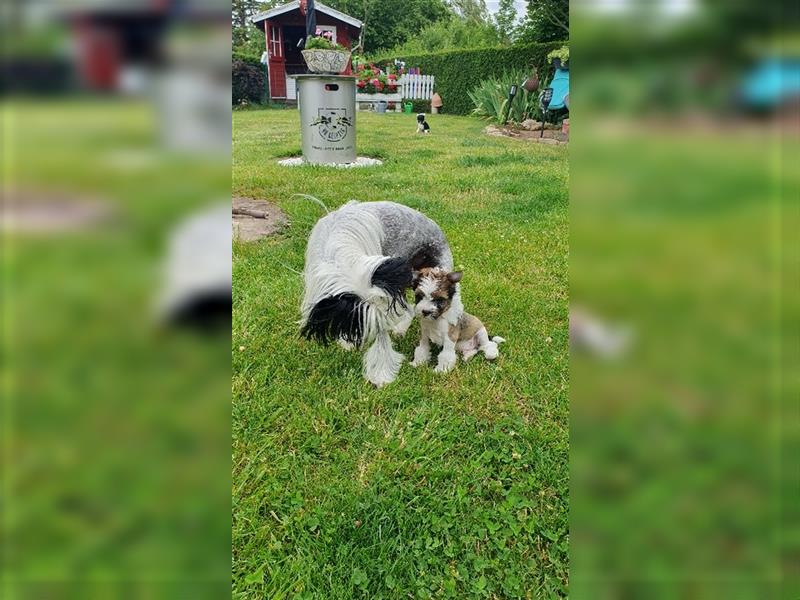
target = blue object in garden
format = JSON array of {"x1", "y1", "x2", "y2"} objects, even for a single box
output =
[
  {"x1": 740, "y1": 58, "x2": 800, "y2": 109},
  {"x1": 547, "y1": 68, "x2": 570, "y2": 110},
  {"x1": 538, "y1": 67, "x2": 570, "y2": 137}
]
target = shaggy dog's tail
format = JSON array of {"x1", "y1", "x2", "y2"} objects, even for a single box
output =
[{"x1": 291, "y1": 193, "x2": 329, "y2": 214}]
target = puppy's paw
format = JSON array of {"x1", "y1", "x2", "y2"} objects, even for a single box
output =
[
  {"x1": 482, "y1": 342, "x2": 499, "y2": 361},
  {"x1": 338, "y1": 339, "x2": 356, "y2": 351},
  {"x1": 461, "y1": 348, "x2": 479, "y2": 361},
  {"x1": 434, "y1": 352, "x2": 457, "y2": 373},
  {"x1": 410, "y1": 346, "x2": 430, "y2": 367}
]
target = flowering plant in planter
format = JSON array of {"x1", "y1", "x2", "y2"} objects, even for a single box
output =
[
  {"x1": 301, "y1": 29, "x2": 351, "y2": 73},
  {"x1": 304, "y1": 29, "x2": 347, "y2": 51},
  {"x1": 355, "y1": 63, "x2": 403, "y2": 94}
]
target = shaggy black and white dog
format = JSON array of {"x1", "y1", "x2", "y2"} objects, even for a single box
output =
[{"x1": 300, "y1": 201, "x2": 452, "y2": 386}]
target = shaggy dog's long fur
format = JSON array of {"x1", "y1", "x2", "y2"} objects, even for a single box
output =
[{"x1": 300, "y1": 201, "x2": 452, "y2": 386}]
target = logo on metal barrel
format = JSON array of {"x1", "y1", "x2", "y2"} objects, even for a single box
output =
[{"x1": 310, "y1": 109, "x2": 352, "y2": 143}]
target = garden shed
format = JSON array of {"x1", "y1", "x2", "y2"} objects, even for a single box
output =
[{"x1": 252, "y1": 1, "x2": 362, "y2": 101}]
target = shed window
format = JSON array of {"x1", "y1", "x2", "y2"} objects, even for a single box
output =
[{"x1": 269, "y1": 26, "x2": 282, "y2": 58}]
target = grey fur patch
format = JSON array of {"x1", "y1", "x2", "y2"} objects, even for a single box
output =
[{"x1": 360, "y1": 202, "x2": 453, "y2": 270}]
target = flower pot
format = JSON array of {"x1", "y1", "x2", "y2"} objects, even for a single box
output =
[
  {"x1": 375, "y1": 101, "x2": 388, "y2": 114},
  {"x1": 301, "y1": 49, "x2": 351, "y2": 75},
  {"x1": 523, "y1": 72, "x2": 539, "y2": 93}
]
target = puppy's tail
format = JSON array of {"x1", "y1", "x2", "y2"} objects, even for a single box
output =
[{"x1": 491, "y1": 335, "x2": 506, "y2": 344}]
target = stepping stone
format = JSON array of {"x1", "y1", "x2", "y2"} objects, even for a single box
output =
[
  {"x1": 2, "y1": 189, "x2": 115, "y2": 233},
  {"x1": 232, "y1": 197, "x2": 287, "y2": 242}
]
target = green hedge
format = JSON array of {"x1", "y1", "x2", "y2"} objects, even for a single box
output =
[
  {"x1": 233, "y1": 54, "x2": 267, "y2": 105},
  {"x1": 233, "y1": 51, "x2": 262, "y2": 68},
  {"x1": 374, "y1": 41, "x2": 566, "y2": 115}
]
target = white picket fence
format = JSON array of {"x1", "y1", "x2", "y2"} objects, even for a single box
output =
[
  {"x1": 398, "y1": 74, "x2": 435, "y2": 100},
  {"x1": 355, "y1": 73, "x2": 435, "y2": 112}
]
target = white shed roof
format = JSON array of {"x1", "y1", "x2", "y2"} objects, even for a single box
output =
[{"x1": 251, "y1": 1, "x2": 362, "y2": 29}]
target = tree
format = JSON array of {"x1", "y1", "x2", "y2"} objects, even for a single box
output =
[
  {"x1": 325, "y1": 0, "x2": 451, "y2": 53},
  {"x1": 518, "y1": 0, "x2": 568, "y2": 43},
  {"x1": 447, "y1": 0, "x2": 490, "y2": 24},
  {"x1": 232, "y1": 0, "x2": 256, "y2": 48},
  {"x1": 381, "y1": 16, "x2": 502, "y2": 56},
  {"x1": 232, "y1": 0, "x2": 278, "y2": 51},
  {"x1": 494, "y1": 0, "x2": 519, "y2": 43}
]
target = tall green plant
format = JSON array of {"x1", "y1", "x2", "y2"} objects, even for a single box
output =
[{"x1": 468, "y1": 70, "x2": 538, "y2": 125}]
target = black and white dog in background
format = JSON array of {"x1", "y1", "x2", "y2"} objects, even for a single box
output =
[
  {"x1": 416, "y1": 113, "x2": 431, "y2": 134},
  {"x1": 301, "y1": 201, "x2": 452, "y2": 386}
]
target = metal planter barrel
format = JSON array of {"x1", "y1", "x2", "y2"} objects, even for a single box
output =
[{"x1": 293, "y1": 74, "x2": 357, "y2": 165}]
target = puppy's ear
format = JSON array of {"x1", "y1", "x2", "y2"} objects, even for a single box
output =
[{"x1": 447, "y1": 271, "x2": 463, "y2": 284}]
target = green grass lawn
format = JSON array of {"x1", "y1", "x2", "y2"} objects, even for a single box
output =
[
  {"x1": 569, "y1": 126, "x2": 799, "y2": 597},
  {"x1": 3, "y1": 100, "x2": 231, "y2": 598},
  {"x1": 232, "y1": 109, "x2": 569, "y2": 598}
]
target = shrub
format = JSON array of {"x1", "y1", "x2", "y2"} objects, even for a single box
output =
[
  {"x1": 468, "y1": 70, "x2": 539, "y2": 125},
  {"x1": 372, "y1": 41, "x2": 564, "y2": 115},
  {"x1": 232, "y1": 58, "x2": 266, "y2": 105},
  {"x1": 411, "y1": 99, "x2": 431, "y2": 113},
  {"x1": 232, "y1": 51, "x2": 262, "y2": 68},
  {"x1": 547, "y1": 46, "x2": 569, "y2": 65}
]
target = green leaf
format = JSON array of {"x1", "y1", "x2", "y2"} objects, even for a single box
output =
[
  {"x1": 244, "y1": 566, "x2": 264, "y2": 585},
  {"x1": 352, "y1": 567, "x2": 369, "y2": 588}
]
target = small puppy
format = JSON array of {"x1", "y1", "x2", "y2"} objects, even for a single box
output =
[
  {"x1": 410, "y1": 267, "x2": 504, "y2": 373},
  {"x1": 416, "y1": 113, "x2": 430, "y2": 134}
]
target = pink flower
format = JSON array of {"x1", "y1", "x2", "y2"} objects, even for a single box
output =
[
  {"x1": 357, "y1": 80, "x2": 366, "y2": 88},
  {"x1": 371, "y1": 78, "x2": 379, "y2": 85},
  {"x1": 315, "y1": 28, "x2": 322, "y2": 35},
  {"x1": 388, "y1": 73, "x2": 397, "y2": 80}
]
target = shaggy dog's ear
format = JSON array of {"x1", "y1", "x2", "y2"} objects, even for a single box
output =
[
  {"x1": 447, "y1": 271, "x2": 463, "y2": 284},
  {"x1": 410, "y1": 244, "x2": 438, "y2": 271},
  {"x1": 301, "y1": 293, "x2": 365, "y2": 345},
  {"x1": 371, "y1": 256, "x2": 412, "y2": 312}
]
